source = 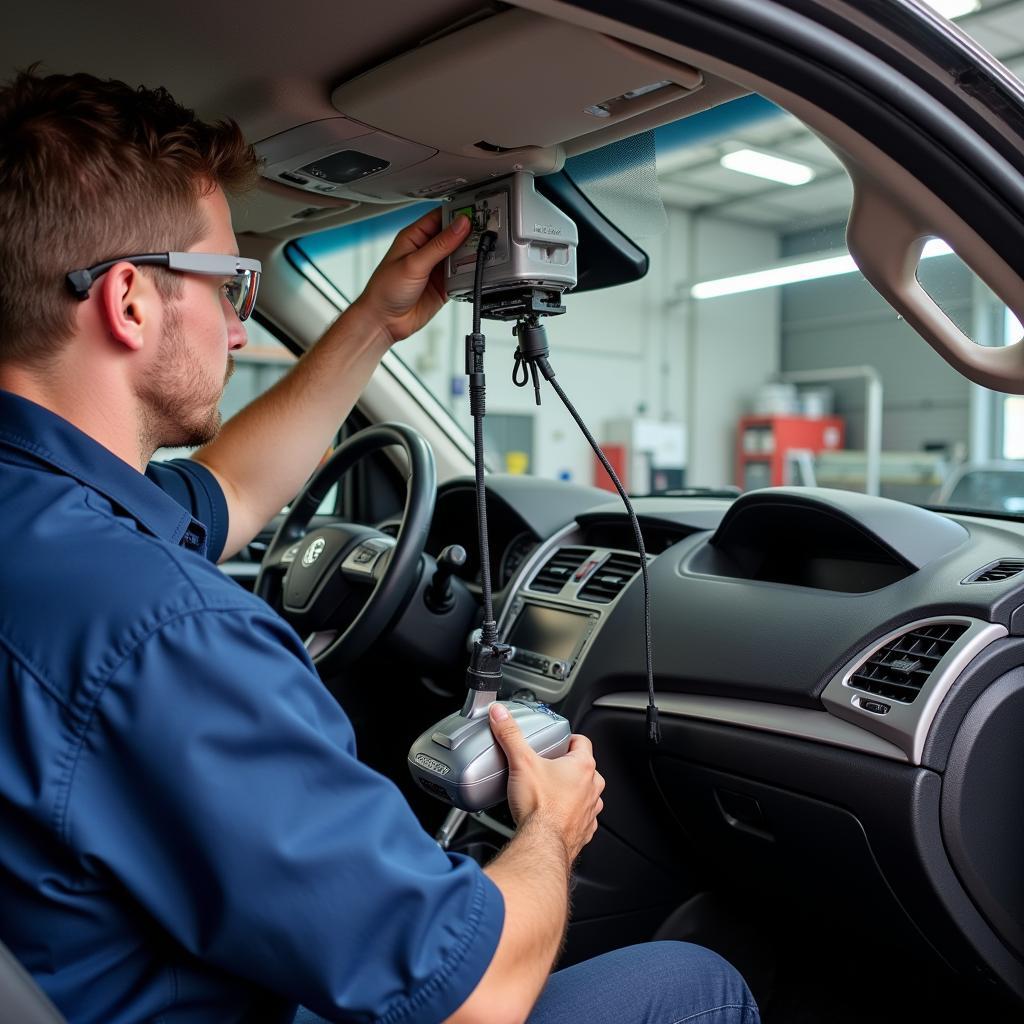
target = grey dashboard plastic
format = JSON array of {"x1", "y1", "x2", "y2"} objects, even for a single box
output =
[
  {"x1": 444, "y1": 473, "x2": 613, "y2": 540},
  {"x1": 710, "y1": 487, "x2": 969, "y2": 570},
  {"x1": 553, "y1": 494, "x2": 1024, "y2": 712},
  {"x1": 474, "y1": 480, "x2": 1024, "y2": 715}
]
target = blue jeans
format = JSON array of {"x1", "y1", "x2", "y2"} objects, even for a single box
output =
[{"x1": 294, "y1": 941, "x2": 759, "y2": 1023}]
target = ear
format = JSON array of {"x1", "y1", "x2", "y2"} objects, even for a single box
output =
[{"x1": 97, "y1": 262, "x2": 155, "y2": 352}]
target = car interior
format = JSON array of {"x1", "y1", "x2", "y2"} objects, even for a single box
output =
[{"x1": 5, "y1": 1, "x2": 1024, "y2": 1021}]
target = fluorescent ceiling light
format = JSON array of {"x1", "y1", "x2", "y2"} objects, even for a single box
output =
[
  {"x1": 719, "y1": 148, "x2": 815, "y2": 186},
  {"x1": 691, "y1": 238, "x2": 953, "y2": 299},
  {"x1": 921, "y1": 0, "x2": 980, "y2": 20}
]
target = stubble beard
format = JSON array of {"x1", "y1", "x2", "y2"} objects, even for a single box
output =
[{"x1": 137, "y1": 301, "x2": 235, "y2": 457}]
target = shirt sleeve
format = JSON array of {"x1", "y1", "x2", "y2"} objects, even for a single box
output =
[
  {"x1": 145, "y1": 459, "x2": 229, "y2": 563},
  {"x1": 65, "y1": 604, "x2": 505, "y2": 1024}
]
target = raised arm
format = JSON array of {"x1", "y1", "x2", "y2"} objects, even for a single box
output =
[{"x1": 193, "y1": 209, "x2": 470, "y2": 560}]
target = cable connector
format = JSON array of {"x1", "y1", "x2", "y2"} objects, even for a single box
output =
[
  {"x1": 466, "y1": 332, "x2": 487, "y2": 416},
  {"x1": 512, "y1": 316, "x2": 553, "y2": 406},
  {"x1": 464, "y1": 332, "x2": 486, "y2": 374},
  {"x1": 465, "y1": 637, "x2": 513, "y2": 692},
  {"x1": 646, "y1": 703, "x2": 661, "y2": 744}
]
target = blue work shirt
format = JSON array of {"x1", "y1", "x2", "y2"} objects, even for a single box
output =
[{"x1": 0, "y1": 391, "x2": 503, "y2": 1024}]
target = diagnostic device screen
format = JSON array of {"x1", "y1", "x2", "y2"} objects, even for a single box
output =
[{"x1": 508, "y1": 605, "x2": 590, "y2": 661}]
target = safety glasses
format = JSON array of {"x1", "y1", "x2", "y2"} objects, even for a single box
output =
[{"x1": 65, "y1": 252, "x2": 262, "y2": 321}]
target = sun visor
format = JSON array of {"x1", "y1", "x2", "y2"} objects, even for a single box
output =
[
  {"x1": 331, "y1": 8, "x2": 702, "y2": 153},
  {"x1": 250, "y1": 7, "x2": 702, "y2": 211}
]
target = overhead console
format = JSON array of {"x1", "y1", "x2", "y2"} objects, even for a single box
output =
[
  {"x1": 690, "y1": 487, "x2": 968, "y2": 593},
  {"x1": 251, "y1": 8, "x2": 706, "y2": 213}
]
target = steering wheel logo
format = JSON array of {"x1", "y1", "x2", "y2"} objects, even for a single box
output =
[{"x1": 301, "y1": 538, "x2": 326, "y2": 567}]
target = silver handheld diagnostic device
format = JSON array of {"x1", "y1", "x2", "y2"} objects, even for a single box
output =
[
  {"x1": 442, "y1": 172, "x2": 578, "y2": 320},
  {"x1": 408, "y1": 697, "x2": 571, "y2": 812}
]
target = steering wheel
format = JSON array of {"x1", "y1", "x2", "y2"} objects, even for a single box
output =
[{"x1": 255, "y1": 423, "x2": 436, "y2": 672}]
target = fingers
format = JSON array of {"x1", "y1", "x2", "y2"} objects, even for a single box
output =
[
  {"x1": 400, "y1": 211, "x2": 471, "y2": 279},
  {"x1": 488, "y1": 702, "x2": 533, "y2": 769},
  {"x1": 566, "y1": 734, "x2": 596, "y2": 772},
  {"x1": 377, "y1": 207, "x2": 442, "y2": 262},
  {"x1": 567, "y1": 733, "x2": 593, "y2": 757},
  {"x1": 397, "y1": 207, "x2": 443, "y2": 249}
]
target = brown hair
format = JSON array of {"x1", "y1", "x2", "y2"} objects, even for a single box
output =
[{"x1": 0, "y1": 68, "x2": 260, "y2": 365}]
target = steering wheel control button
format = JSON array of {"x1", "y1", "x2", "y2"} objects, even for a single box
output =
[
  {"x1": 281, "y1": 542, "x2": 302, "y2": 563},
  {"x1": 342, "y1": 537, "x2": 394, "y2": 578},
  {"x1": 860, "y1": 698, "x2": 891, "y2": 716}
]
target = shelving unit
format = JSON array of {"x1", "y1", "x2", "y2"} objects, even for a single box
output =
[{"x1": 737, "y1": 415, "x2": 845, "y2": 490}]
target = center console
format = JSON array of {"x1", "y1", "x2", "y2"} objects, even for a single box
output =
[
  {"x1": 498, "y1": 536, "x2": 647, "y2": 702},
  {"x1": 505, "y1": 601, "x2": 599, "y2": 688}
]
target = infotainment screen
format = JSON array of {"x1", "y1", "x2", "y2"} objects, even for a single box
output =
[{"x1": 507, "y1": 604, "x2": 591, "y2": 661}]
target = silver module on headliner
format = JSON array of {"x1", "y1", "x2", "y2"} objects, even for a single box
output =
[{"x1": 441, "y1": 172, "x2": 578, "y2": 310}]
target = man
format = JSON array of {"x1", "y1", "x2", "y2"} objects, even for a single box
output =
[{"x1": 0, "y1": 69, "x2": 759, "y2": 1024}]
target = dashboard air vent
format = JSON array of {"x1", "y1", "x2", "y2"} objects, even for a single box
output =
[
  {"x1": 849, "y1": 622, "x2": 969, "y2": 704},
  {"x1": 578, "y1": 552, "x2": 643, "y2": 604},
  {"x1": 964, "y1": 559, "x2": 1024, "y2": 584},
  {"x1": 529, "y1": 547, "x2": 591, "y2": 594}
]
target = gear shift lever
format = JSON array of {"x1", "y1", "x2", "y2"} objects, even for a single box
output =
[{"x1": 425, "y1": 544, "x2": 467, "y2": 614}]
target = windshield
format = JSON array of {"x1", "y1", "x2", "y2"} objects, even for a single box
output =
[{"x1": 293, "y1": 1, "x2": 1024, "y2": 517}]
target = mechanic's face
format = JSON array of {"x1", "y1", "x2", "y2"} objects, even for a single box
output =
[{"x1": 137, "y1": 187, "x2": 248, "y2": 449}]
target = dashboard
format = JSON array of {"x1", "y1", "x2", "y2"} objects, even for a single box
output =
[
  {"x1": 423, "y1": 474, "x2": 1024, "y2": 1005},
  {"x1": 423, "y1": 484, "x2": 537, "y2": 589},
  {"x1": 422, "y1": 476, "x2": 617, "y2": 591}
]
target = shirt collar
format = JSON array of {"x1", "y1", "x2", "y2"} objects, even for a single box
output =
[{"x1": 0, "y1": 389, "x2": 201, "y2": 549}]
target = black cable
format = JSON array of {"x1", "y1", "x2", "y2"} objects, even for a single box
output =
[
  {"x1": 467, "y1": 231, "x2": 498, "y2": 643},
  {"x1": 522, "y1": 348, "x2": 660, "y2": 743},
  {"x1": 472, "y1": 233, "x2": 486, "y2": 337},
  {"x1": 473, "y1": 413, "x2": 495, "y2": 640}
]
